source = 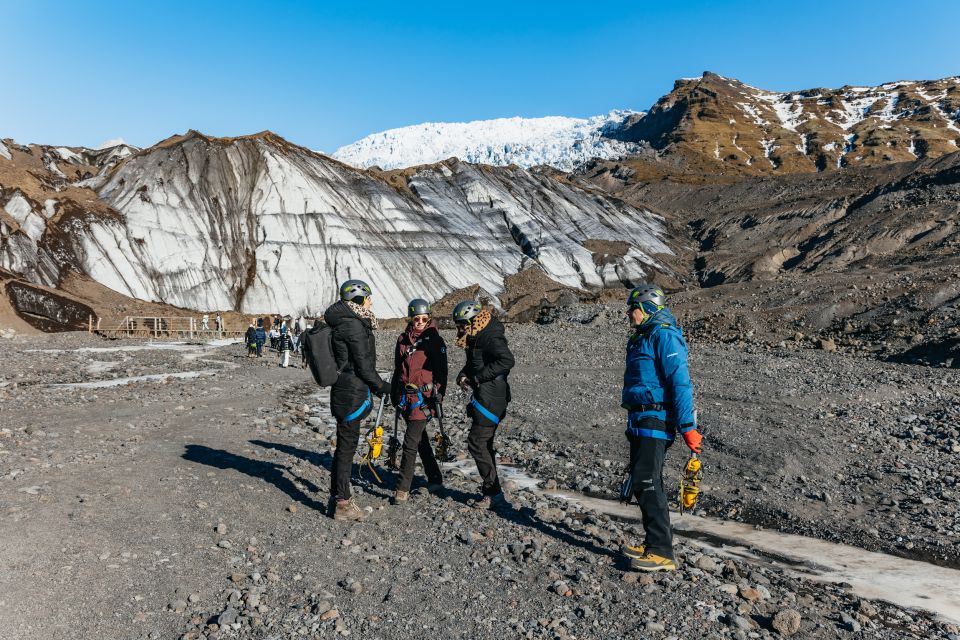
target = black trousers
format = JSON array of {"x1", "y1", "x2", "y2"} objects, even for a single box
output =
[
  {"x1": 627, "y1": 430, "x2": 674, "y2": 559},
  {"x1": 331, "y1": 418, "x2": 362, "y2": 500},
  {"x1": 468, "y1": 421, "x2": 502, "y2": 496},
  {"x1": 395, "y1": 419, "x2": 442, "y2": 493}
]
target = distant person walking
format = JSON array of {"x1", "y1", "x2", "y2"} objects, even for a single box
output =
[
  {"x1": 325, "y1": 280, "x2": 392, "y2": 521},
  {"x1": 245, "y1": 323, "x2": 257, "y2": 357},
  {"x1": 390, "y1": 298, "x2": 447, "y2": 503},
  {"x1": 453, "y1": 301, "x2": 514, "y2": 511},
  {"x1": 254, "y1": 321, "x2": 267, "y2": 358},
  {"x1": 215, "y1": 312, "x2": 224, "y2": 334},
  {"x1": 201, "y1": 314, "x2": 210, "y2": 331},
  {"x1": 278, "y1": 330, "x2": 293, "y2": 368},
  {"x1": 619, "y1": 285, "x2": 702, "y2": 572}
]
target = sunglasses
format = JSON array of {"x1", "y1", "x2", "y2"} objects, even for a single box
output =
[{"x1": 412, "y1": 315, "x2": 430, "y2": 324}]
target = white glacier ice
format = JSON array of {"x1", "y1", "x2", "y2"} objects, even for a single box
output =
[{"x1": 333, "y1": 111, "x2": 644, "y2": 171}]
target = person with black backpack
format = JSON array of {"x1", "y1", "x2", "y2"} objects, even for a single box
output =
[
  {"x1": 390, "y1": 298, "x2": 447, "y2": 504},
  {"x1": 323, "y1": 280, "x2": 392, "y2": 521}
]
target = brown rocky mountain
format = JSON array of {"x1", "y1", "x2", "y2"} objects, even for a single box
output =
[{"x1": 611, "y1": 71, "x2": 960, "y2": 176}]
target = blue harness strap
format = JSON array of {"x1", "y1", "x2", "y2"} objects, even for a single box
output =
[
  {"x1": 470, "y1": 398, "x2": 500, "y2": 425},
  {"x1": 345, "y1": 390, "x2": 372, "y2": 423},
  {"x1": 398, "y1": 389, "x2": 432, "y2": 421},
  {"x1": 627, "y1": 411, "x2": 673, "y2": 440}
]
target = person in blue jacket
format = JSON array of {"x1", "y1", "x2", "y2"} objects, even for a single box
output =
[{"x1": 619, "y1": 284, "x2": 703, "y2": 571}]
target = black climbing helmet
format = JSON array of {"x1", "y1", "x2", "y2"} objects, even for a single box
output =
[
  {"x1": 339, "y1": 279, "x2": 372, "y2": 303},
  {"x1": 452, "y1": 300, "x2": 482, "y2": 324},
  {"x1": 407, "y1": 298, "x2": 431, "y2": 318},
  {"x1": 627, "y1": 284, "x2": 666, "y2": 312}
]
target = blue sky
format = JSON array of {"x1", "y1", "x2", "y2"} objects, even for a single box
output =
[{"x1": 2, "y1": 0, "x2": 958, "y2": 151}]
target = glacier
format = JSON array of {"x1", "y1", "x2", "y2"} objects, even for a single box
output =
[
  {"x1": 332, "y1": 111, "x2": 644, "y2": 172},
  {"x1": 71, "y1": 131, "x2": 672, "y2": 317}
]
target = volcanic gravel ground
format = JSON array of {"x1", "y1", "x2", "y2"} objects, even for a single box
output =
[
  {"x1": 0, "y1": 330, "x2": 957, "y2": 639},
  {"x1": 481, "y1": 313, "x2": 960, "y2": 571}
]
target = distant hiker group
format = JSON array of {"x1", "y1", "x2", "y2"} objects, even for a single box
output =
[
  {"x1": 244, "y1": 315, "x2": 305, "y2": 367},
  {"x1": 296, "y1": 278, "x2": 701, "y2": 572}
]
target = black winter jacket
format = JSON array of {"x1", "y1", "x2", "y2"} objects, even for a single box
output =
[
  {"x1": 458, "y1": 318, "x2": 515, "y2": 426},
  {"x1": 324, "y1": 301, "x2": 390, "y2": 422}
]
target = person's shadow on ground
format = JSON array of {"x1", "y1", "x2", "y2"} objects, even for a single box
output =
[
  {"x1": 183, "y1": 444, "x2": 328, "y2": 514},
  {"x1": 250, "y1": 439, "x2": 394, "y2": 501}
]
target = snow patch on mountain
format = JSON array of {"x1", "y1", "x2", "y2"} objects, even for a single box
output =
[
  {"x1": 333, "y1": 111, "x2": 643, "y2": 171},
  {"x1": 0, "y1": 140, "x2": 11, "y2": 161},
  {"x1": 95, "y1": 138, "x2": 130, "y2": 150}
]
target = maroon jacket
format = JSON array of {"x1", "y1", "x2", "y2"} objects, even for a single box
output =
[{"x1": 391, "y1": 321, "x2": 448, "y2": 421}]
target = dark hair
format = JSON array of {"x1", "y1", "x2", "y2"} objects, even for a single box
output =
[{"x1": 348, "y1": 296, "x2": 367, "y2": 305}]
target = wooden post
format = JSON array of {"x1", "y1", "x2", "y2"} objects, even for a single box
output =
[{"x1": 88, "y1": 315, "x2": 92, "y2": 333}]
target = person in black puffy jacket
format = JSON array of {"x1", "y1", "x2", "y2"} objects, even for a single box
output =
[
  {"x1": 324, "y1": 279, "x2": 391, "y2": 521},
  {"x1": 453, "y1": 301, "x2": 515, "y2": 510}
]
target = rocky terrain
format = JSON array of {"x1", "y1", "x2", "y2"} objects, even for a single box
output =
[
  {"x1": 611, "y1": 72, "x2": 960, "y2": 176},
  {"x1": 1, "y1": 324, "x2": 958, "y2": 639}
]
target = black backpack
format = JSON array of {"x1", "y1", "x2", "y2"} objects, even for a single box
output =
[{"x1": 302, "y1": 325, "x2": 342, "y2": 387}]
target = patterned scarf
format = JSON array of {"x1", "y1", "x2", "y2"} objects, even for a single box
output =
[
  {"x1": 346, "y1": 300, "x2": 379, "y2": 329},
  {"x1": 455, "y1": 309, "x2": 491, "y2": 348}
]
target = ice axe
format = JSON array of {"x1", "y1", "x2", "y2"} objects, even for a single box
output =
[
  {"x1": 386, "y1": 406, "x2": 401, "y2": 470},
  {"x1": 432, "y1": 399, "x2": 455, "y2": 463}
]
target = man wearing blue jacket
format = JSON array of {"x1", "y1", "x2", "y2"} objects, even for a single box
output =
[{"x1": 620, "y1": 285, "x2": 703, "y2": 571}]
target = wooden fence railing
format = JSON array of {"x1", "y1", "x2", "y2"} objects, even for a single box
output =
[{"x1": 90, "y1": 315, "x2": 245, "y2": 340}]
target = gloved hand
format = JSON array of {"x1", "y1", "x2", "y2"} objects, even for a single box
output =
[
  {"x1": 680, "y1": 426, "x2": 702, "y2": 453},
  {"x1": 376, "y1": 379, "x2": 392, "y2": 400},
  {"x1": 457, "y1": 374, "x2": 471, "y2": 391}
]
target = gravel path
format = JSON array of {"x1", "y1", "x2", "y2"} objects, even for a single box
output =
[{"x1": 1, "y1": 330, "x2": 957, "y2": 639}]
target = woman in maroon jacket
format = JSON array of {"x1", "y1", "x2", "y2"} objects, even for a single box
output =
[{"x1": 390, "y1": 298, "x2": 448, "y2": 503}]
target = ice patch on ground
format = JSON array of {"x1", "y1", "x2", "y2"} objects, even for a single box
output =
[
  {"x1": 446, "y1": 461, "x2": 960, "y2": 624},
  {"x1": 52, "y1": 370, "x2": 217, "y2": 389}
]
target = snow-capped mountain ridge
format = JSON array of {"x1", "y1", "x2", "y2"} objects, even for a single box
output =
[{"x1": 333, "y1": 111, "x2": 644, "y2": 171}]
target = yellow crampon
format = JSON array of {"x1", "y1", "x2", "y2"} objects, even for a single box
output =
[
  {"x1": 678, "y1": 454, "x2": 703, "y2": 515},
  {"x1": 360, "y1": 426, "x2": 385, "y2": 483}
]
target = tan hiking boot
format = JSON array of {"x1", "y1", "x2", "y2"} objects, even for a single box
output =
[
  {"x1": 630, "y1": 552, "x2": 676, "y2": 572},
  {"x1": 333, "y1": 499, "x2": 364, "y2": 521},
  {"x1": 393, "y1": 490, "x2": 409, "y2": 504},
  {"x1": 620, "y1": 544, "x2": 646, "y2": 561}
]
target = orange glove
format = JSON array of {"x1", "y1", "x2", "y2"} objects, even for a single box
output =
[{"x1": 681, "y1": 427, "x2": 702, "y2": 453}]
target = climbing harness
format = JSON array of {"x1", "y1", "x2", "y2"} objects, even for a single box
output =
[
  {"x1": 678, "y1": 453, "x2": 703, "y2": 515},
  {"x1": 467, "y1": 394, "x2": 501, "y2": 425},
  {"x1": 397, "y1": 383, "x2": 434, "y2": 422}
]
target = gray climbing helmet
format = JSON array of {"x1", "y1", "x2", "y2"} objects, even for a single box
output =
[
  {"x1": 407, "y1": 298, "x2": 431, "y2": 318},
  {"x1": 452, "y1": 300, "x2": 482, "y2": 323},
  {"x1": 339, "y1": 279, "x2": 372, "y2": 303},
  {"x1": 627, "y1": 284, "x2": 666, "y2": 310}
]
